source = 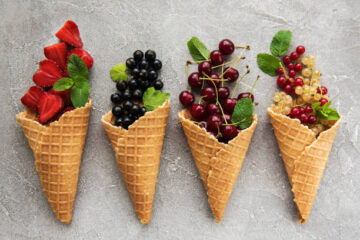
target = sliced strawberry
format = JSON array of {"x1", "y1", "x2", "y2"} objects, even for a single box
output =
[
  {"x1": 67, "y1": 48, "x2": 93, "y2": 69},
  {"x1": 44, "y1": 43, "x2": 67, "y2": 70},
  {"x1": 53, "y1": 106, "x2": 75, "y2": 121},
  {"x1": 48, "y1": 88, "x2": 72, "y2": 107},
  {"x1": 38, "y1": 93, "x2": 63, "y2": 124},
  {"x1": 33, "y1": 59, "x2": 63, "y2": 87},
  {"x1": 20, "y1": 86, "x2": 44, "y2": 110},
  {"x1": 55, "y1": 20, "x2": 83, "y2": 48}
]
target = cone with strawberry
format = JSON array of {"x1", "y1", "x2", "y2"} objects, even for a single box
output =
[
  {"x1": 178, "y1": 37, "x2": 258, "y2": 222},
  {"x1": 257, "y1": 30, "x2": 341, "y2": 223},
  {"x1": 16, "y1": 21, "x2": 93, "y2": 224}
]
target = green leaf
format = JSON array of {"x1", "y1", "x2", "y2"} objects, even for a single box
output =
[
  {"x1": 70, "y1": 79, "x2": 90, "y2": 108},
  {"x1": 187, "y1": 37, "x2": 210, "y2": 62},
  {"x1": 142, "y1": 87, "x2": 169, "y2": 111},
  {"x1": 231, "y1": 98, "x2": 254, "y2": 129},
  {"x1": 312, "y1": 102, "x2": 321, "y2": 113},
  {"x1": 313, "y1": 101, "x2": 340, "y2": 120},
  {"x1": 110, "y1": 63, "x2": 128, "y2": 82},
  {"x1": 67, "y1": 54, "x2": 89, "y2": 79},
  {"x1": 257, "y1": 53, "x2": 281, "y2": 76},
  {"x1": 326, "y1": 108, "x2": 341, "y2": 120},
  {"x1": 53, "y1": 78, "x2": 74, "y2": 91},
  {"x1": 270, "y1": 30, "x2": 292, "y2": 57}
]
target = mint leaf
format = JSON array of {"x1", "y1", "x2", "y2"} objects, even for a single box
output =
[
  {"x1": 326, "y1": 108, "x2": 341, "y2": 120},
  {"x1": 187, "y1": 37, "x2": 210, "y2": 62},
  {"x1": 67, "y1": 54, "x2": 89, "y2": 79},
  {"x1": 312, "y1": 102, "x2": 321, "y2": 113},
  {"x1": 257, "y1": 53, "x2": 281, "y2": 76},
  {"x1": 142, "y1": 87, "x2": 169, "y2": 111},
  {"x1": 231, "y1": 98, "x2": 253, "y2": 129},
  {"x1": 270, "y1": 30, "x2": 292, "y2": 57},
  {"x1": 53, "y1": 78, "x2": 74, "y2": 91},
  {"x1": 110, "y1": 63, "x2": 128, "y2": 82},
  {"x1": 313, "y1": 101, "x2": 340, "y2": 120},
  {"x1": 70, "y1": 79, "x2": 90, "y2": 108}
]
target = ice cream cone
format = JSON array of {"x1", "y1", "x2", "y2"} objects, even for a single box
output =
[
  {"x1": 267, "y1": 107, "x2": 341, "y2": 223},
  {"x1": 101, "y1": 100, "x2": 170, "y2": 224},
  {"x1": 178, "y1": 110, "x2": 257, "y2": 223},
  {"x1": 16, "y1": 100, "x2": 92, "y2": 224}
]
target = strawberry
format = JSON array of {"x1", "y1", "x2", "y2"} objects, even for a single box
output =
[
  {"x1": 20, "y1": 86, "x2": 44, "y2": 110},
  {"x1": 67, "y1": 48, "x2": 93, "y2": 69},
  {"x1": 44, "y1": 43, "x2": 67, "y2": 70},
  {"x1": 48, "y1": 88, "x2": 72, "y2": 107},
  {"x1": 53, "y1": 106, "x2": 75, "y2": 121},
  {"x1": 33, "y1": 59, "x2": 63, "y2": 87},
  {"x1": 38, "y1": 93, "x2": 63, "y2": 124},
  {"x1": 55, "y1": 20, "x2": 83, "y2": 48}
]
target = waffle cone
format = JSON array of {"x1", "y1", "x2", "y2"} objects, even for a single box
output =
[
  {"x1": 16, "y1": 100, "x2": 92, "y2": 224},
  {"x1": 178, "y1": 110, "x2": 257, "y2": 223},
  {"x1": 101, "y1": 100, "x2": 170, "y2": 224},
  {"x1": 267, "y1": 107, "x2": 341, "y2": 223}
]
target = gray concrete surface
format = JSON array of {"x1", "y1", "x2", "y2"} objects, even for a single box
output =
[{"x1": 1, "y1": 0, "x2": 360, "y2": 239}]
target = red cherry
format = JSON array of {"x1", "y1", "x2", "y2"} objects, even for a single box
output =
[
  {"x1": 290, "y1": 107, "x2": 300, "y2": 118},
  {"x1": 237, "y1": 92, "x2": 254, "y2": 102},
  {"x1": 284, "y1": 84, "x2": 293, "y2": 94},
  {"x1": 299, "y1": 107, "x2": 306, "y2": 115},
  {"x1": 305, "y1": 105, "x2": 313, "y2": 114},
  {"x1": 287, "y1": 63, "x2": 294, "y2": 70},
  {"x1": 198, "y1": 61, "x2": 212, "y2": 76},
  {"x1": 294, "y1": 78, "x2": 304, "y2": 87},
  {"x1": 223, "y1": 67, "x2": 239, "y2": 82},
  {"x1": 283, "y1": 55, "x2": 291, "y2": 65},
  {"x1": 201, "y1": 87, "x2": 216, "y2": 102},
  {"x1": 179, "y1": 91, "x2": 195, "y2": 106},
  {"x1": 206, "y1": 114, "x2": 223, "y2": 131},
  {"x1": 308, "y1": 115, "x2": 317, "y2": 124},
  {"x1": 277, "y1": 68, "x2": 284, "y2": 75},
  {"x1": 290, "y1": 52, "x2": 298, "y2": 60},
  {"x1": 299, "y1": 113, "x2": 308, "y2": 125},
  {"x1": 206, "y1": 73, "x2": 220, "y2": 87},
  {"x1": 288, "y1": 69, "x2": 296, "y2": 77},
  {"x1": 222, "y1": 98, "x2": 237, "y2": 113},
  {"x1": 317, "y1": 86, "x2": 328, "y2": 95},
  {"x1": 207, "y1": 103, "x2": 221, "y2": 115},
  {"x1": 190, "y1": 104, "x2": 206, "y2": 120},
  {"x1": 296, "y1": 45, "x2": 306, "y2": 55},
  {"x1": 221, "y1": 125, "x2": 238, "y2": 140},
  {"x1": 219, "y1": 39, "x2": 235, "y2": 55},
  {"x1": 277, "y1": 76, "x2": 287, "y2": 88},
  {"x1": 207, "y1": 130, "x2": 217, "y2": 137},
  {"x1": 223, "y1": 113, "x2": 231, "y2": 123},
  {"x1": 294, "y1": 63, "x2": 303, "y2": 72},
  {"x1": 188, "y1": 72, "x2": 202, "y2": 88},
  {"x1": 210, "y1": 50, "x2": 224, "y2": 66},
  {"x1": 320, "y1": 98, "x2": 328, "y2": 106},
  {"x1": 218, "y1": 87, "x2": 230, "y2": 100}
]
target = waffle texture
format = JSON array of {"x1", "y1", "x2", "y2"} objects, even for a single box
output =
[
  {"x1": 16, "y1": 100, "x2": 92, "y2": 224},
  {"x1": 178, "y1": 110, "x2": 257, "y2": 223},
  {"x1": 101, "y1": 100, "x2": 170, "y2": 224},
  {"x1": 267, "y1": 107, "x2": 341, "y2": 223}
]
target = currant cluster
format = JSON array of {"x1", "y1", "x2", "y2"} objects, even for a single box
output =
[
  {"x1": 111, "y1": 50, "x2": 162, "y2": 129},
  {"x1": 180, "y1": 39, "x2": 254, "y2": 142}
]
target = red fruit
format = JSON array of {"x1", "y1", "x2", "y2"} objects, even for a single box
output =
[
  {"x1": 188, "y1": 72, "x2": 202, "y2": 88},
  {"x1": 294, "y1": 63, "x2": 303, "y2": 72},
  {"x1": 296, "y1": 45, "x2": 306, "y2": 55},
  {"x1": 277, "y1": 68, "x2": 284, "y2": 75},
  {"x1": 284, "y1": 84, "x2": 293, "y2": 94},
  {"x1": 222, "y1": 98, "x2": 237, "y2": 113},
  {"x1": 201, "y1": 87, "x2": 216, "y2": 102},
  {"x1": 219, "y1": 39, "x2": 235, "y2": 55},
  {"x1": 223, "y1": 67, "x2": 239, "y2": 82},
  {"x1": 54, "y1": 106, "x2": 75, "y2": 121},
  {"x1": 320, "y1": 98, "x2": 328, "y2": 106},
  {"x1": 207, "y1": 103, "x2": 221, "y2": 115},
  {"x1": 210, "y1": 50, "x2": 224, "y2": 66},
  {"x1": 308, "y1": 115, "x2": 317, "y2": 124},
  {"x1": 288, "y1": 69, "x2": 296, "y2": 77},
  {"x1": 44, "y1": 43, "x2": 67, "y2": 70},
  {"x1": 287, "y1": 63, "x2": 294, "y2": 70},
  {"x1": 33, "y1": 59, "x2": 63, "y2": 87},
  {"x1": 290, "y1": 52, "x2": 298, "y2": 60},
  {"x1": 290, "y1": 107, "x2": 300, "y2": 118},
  {"x1": 299, "y1": 107, "x2": 306, "y2": 115},
  {"x1": 238, "y1": 92, "x2": 254, "y2": 102},
  {"x1": 294, "y1": 78, "x2": 304, "y2": 87},
  {"x1": 305, "y1": 105, "x2": 313, "y2": 114},
  {"x1": 299, "y1": 113, "x2": 308, "y2": 125},
  {"x1": 48, "y1": 88, "x2": 72, "y2": 107},
  {"x1": 38, "y1": 93, "x2": 64, "y2": 124},
  {"x1": 218, "y1": 87, "x2": 230, "y2": 100},
  {"x1": 206, "y1": 73, "x2": 221, "y2": 87},
  {"x1": 223, "y1": 113, "x2": 231, "y2": 123},
  {"x1": 277, "y1": 76, "x2": 287, "y2": 88},
  {"x1": 206, "y1": 114, "x2": 223, "y2": 131},
  {"x1": 190, "y1": 104, "x2": 206, "y2": 121},
  {"x1": 67, "y1": 49, "x2": 93, "y2": 69},
  {"x1": 179, "y1": 91, "x2": 194, "y2": 106},
  {"x1": 55, "y1": 20, "x2": 83, "y2": 48},
  {"x1": 283, "y1": 55, "x2": 291, "y2": 65},
  {"x1": 20, "y1": 86, "x2": 44, "y2": 110},
  {"x1": 317, "y1": 86, "x2": 328, "y2": 95},
  {"x1": 221, "y1": 125, "x2": 238, "y2": 140},
  {"x1": 198, "y1": 61, "x2": 212, "y2": 76}
]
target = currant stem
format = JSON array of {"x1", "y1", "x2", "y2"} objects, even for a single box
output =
[
  {"x1": 231, "y1": 70, "x2": 249, "y2": 98},
  {"x1": 280, "y1": 62, "x2": 289, "y2": 79}
]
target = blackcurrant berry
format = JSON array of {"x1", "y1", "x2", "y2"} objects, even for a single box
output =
[
  {"x1": 148, "y1": 70, "x2": 158, "y2": 81},
  {"x1": 128, "y1": 79, "x2": 138, "y2": 90},
  {"x1": 132, "y1": 89, "x2": 143, "y2": 100},
  {"x1": 140, "y1": 80, "x2": 150, "y2": 90},
  {"x1": 111, "y1": 93, "x2": 122, "y2": 104},
  {"x1": 139, "y1": 107, "x2": 146, "y2": 117},
  {"x1": 133, "y1": 50, "x2": 144, "y2": 61},
  {"x1": 132, "y1": 68, "x2": 140, "y2": 78},
  {"x1": 116, "y1": 81, "x2": 127, "y2": 92},
  {"x1": 122, "y1": 116, "x2": 132, "y2": 129},
  {"x1": 152, "y1": 59, "x2": 162, "y2": 71},
  {"x1": 145, "y1": 50, "x2": 156, "y2": 61},
  {"x1": 130, "y1": 104, "x2": 141, "y2": 115},
  {"x1": 114, "y1": 117, "x2": 123, "y2": 126},
  {"x1": 139, "y1": 69, "x2": 148, "y2": 80},
  {"x1": 139, "y1": 59, "x2": 149, "y2": 69},
  {"x1": 123, "y1": 91, "x2": 132, "y2": 100},
  {"x1": 154, "y1": 80, "x2": 163, "y2": 90},
  {"x1": 126, "y1": 58, "x2": 137, "y2": 69},
  {"x1": 112, "y1": 106, "x2": 122, "y2": 117},
  {"x1": 123, "y1": 100, "x2": 134, "y2": 111}
]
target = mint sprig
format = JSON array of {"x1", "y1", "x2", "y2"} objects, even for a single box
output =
[
  {"x1": 53, "y1": 54, "x2": 90, "y2": 108},
  {"x1": 142, "y1": 87, "x2": 169, "y2": 111},
  {"x1": 110, "y1": 63, "x2": 128, "y2": 82},
  {"x1": 187, "y1": 37, "x2": 210, "y2": 62},
  {"x1": 312, "y1": 101, "x2": 340, "y2": 121},
  {"x1": 231, "y1": 98, "x2": 254, "y2": 129},
  {"x1": 257, "y1": 53, "x2": 281, "y2": 76},
  {"x1": 270, "y1": 30, "x2": 292, "y2": 57}
]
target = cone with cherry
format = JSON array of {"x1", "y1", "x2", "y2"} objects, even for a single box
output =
[
  {"x1": 257, "y1": 30, "x2": 341, "y2": 223},
  {"x1": 178, "y1": 37, "x2": 258, "y2": 222}
]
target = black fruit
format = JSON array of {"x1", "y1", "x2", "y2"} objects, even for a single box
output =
[
  {"x1": 123, "y1": 91, "x2": 132, "y2": 100},
  {"x1": 112, "y1": 106, "x2": 122, "y2": 117},
  {"x1": 140, "y1": 80, "x2": 150, "y2": 90},
  {"x1": 116, "y1": 81, "x2": 127, "y2": 92},
  {"x1": 114, "y1": 117, "x2": 123, "y2": 126},
  {"x1": 123, "y1": 100, "x2": 133, "y2": 111},
  {"x1": 130, "y1": 104, "x2": 141, "y2": 115},
  {"x1": 148, "y1": 70, "x2": 158, "y2": 81},
  {"x1": 145, "y1": 50, "x2": 156, "y2": 61},
  {"x1": 132, "y1": 89, "x2": 143, "y2": 100},
  {"x1": 154, "y1": 80, "x2": 163, "y2": 90},
  {"x1": 128, "y1": 79, "x2": 138, "y2": 90},
  {"x1": 152, "y1": 59, "x2": 162, "y2": 71},
  {"x1": 126, "y1": 58, "x2": 137, "y2": 69},
  {"x1": 138, "y1": 59, "x2": 149, "y2": 69},
  {"x1": 139, "y1": 69, "x2": 148, "y2": 80},
  {"x1": 122, "y1": 116, "x2": 132, "y2": 129},
  {"x1": 139, "y1": 107, "x2": 146, "y2": 117},
  {"x1": 133, "y1": 50, "x2": 144, "y2": 61},
  {"x1": 111, "y1": 93, "x2": 122, "y2": 104},
  {"x1": 132, "y1": 68, "x2": 140, "y2": 78}
]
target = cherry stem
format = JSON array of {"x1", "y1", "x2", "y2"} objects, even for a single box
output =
[
  {"x1": 185, "y1": 62, "x2": 189, "y2": 77},
  {"x1": 221, "y1": 64, "x2": 224, "y2": 87},
  {"x1": 250, "y1": 75, "x2": 260, "y2": 96},
  {"x1": 211, "y1": 57, "x2": 245, "y2": 69},
  {"x1": 219, "y1": 48, "x2": 246, "y2": 78},
  {"x1": 235, "y1": 45, "x2": 250, "y2": 50},
  {"x1": 209, "y1": 79, "x2": 228, "y2": 124},
  {"x1": 188, "y1": 60, "x2": 206, "y2": 64},
  {"x1": 223, "y1": 118, "x2": 246, "y2": 126},
  {"x1": 231, "y1": 70, "x2": 249, "y2": 98},
  {"x1": 198, "y1": 96, "x2": 205, "y2": 105},
  {"x1": 200, "y1": 77, "x2": 228, "y2": 82}
]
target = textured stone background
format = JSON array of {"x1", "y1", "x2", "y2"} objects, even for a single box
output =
[{"x1": 1, "y1": 0, "x2": 360, "y2": 239}]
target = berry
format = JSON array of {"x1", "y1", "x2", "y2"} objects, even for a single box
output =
[
  {"x1": 284, "y1": 84, "x2": 293, "y2": 94},
  {"x1": 145, "y1": 50, "x2": 156, "y2": 61},
  {"x1": 223, "y1": 67, "x2": 239, "y2": 82},
  {"x1": 132, "y1": 68, "x2": 140, "y2": 77},
  {"x1": 116, "y1": 81, "x2": 127, "y2": 92},
  {"x1": 139, "y1": 59, "x2": 149, "y2": 69},
  {"x1": 290, "y1": 107, "x2": 300, "y2": 118},
  {"x1": 126, "y1": 58, "x2": 137, "y2": 69},
  {"x1": 123, "y1": 91, "x2": 132, "y2": 100},
  {"x1": 44, "y1": 43, "x2": 67, "y2": 70},
  {"x1": 133, "y1": 50, "x2": 144, "y2": 61},
  {"x1": 237, "y1": 92, "x2": 254, "y2": 102},
  {"x1": 218, "y1": 87, "x2": 230, "y2": 100},
  {"x1": 140, "y1": 80, "x2": 150, "y2": 90},
  {"x1": 294, "y1": 63, "x2": 303, "y2": 72},
  {"x1": 277, "y1": 68, "x2": 284, "y2": 75},
  {"x1": 277, "y1": 76, "x2": 287, "y2": 88},
  {"x1": 317, "y1": 86, "x2": 328, "y2": 95},
  {"x1": 139, "y1": 69, "x2": 148, "y2": 80},
  {"x1": 219, "y1": 39, "x2": 235, "y2": 55},
  {"x1": 308, "y1": 115, "x2": 317, "y2": 124},
  {"x1": 123, "y1": 100, "x2": 133, "y2": 111},
  {"x1": 128, "y1": 79, "x2": 138, "y2": 90},
  {"x1": 55, "y1": 20, "x2": 83, "y2": 48},
  {"x1": 222, "y1": 98, "x2": 237, "y2": 113},
  {"x1": 305, "y1": 105, "x2": 313, "y2": 114},
  {"x1": 190, "y1": 104, "x2": 206, "y2": 120},
  {"x1": 294, "y1": 78, "x2": 304, "y2": 87},
  {"x1": 68, "y1": 48, "x2": 93, "y2": 69},
  {"x1": 20, "y1": 86, "x2": 44, "y2": 110},
  {"x1": 206, "y1": 114, "x2": 223, "y2": 131},
  {"x1": 114, "y1": 117, "x2": 123, "y2": 126},
  {"x1": 130, "y1": 104, "x2": 141, "y2": 115},
  {"x1": 299, "y1": 113, "x2": 308, "y2": 125},
  {"x1": 290, "y1": 52, "x2": 298, "y2": 60},
  {"x1": 152, "y1": 59, "x2": 162, "y2": 71},
  {"x1": 200, "y1": 87, "x2": 216, "y2": 102},
  {"x1": 296, "y1": 45, "x2": 305, "y2": 55},
  {"x1": 288, "y1": 69, "x2": 296, "y2": 77},
  {"x1": 207, "y1": 73, "x2": 220, "y2": 87},
  {"x1": 198, "y1": 61, "x2": 212, "y2": 76},
  {"x1": 33, "y1": 59, "x2": 63, "y2": 87},
  {"x1": 139, "y1": 107, "x2": 146, "y2": 117},
  {"x1": 283, "y1": 55, "x2": 291, "y2": 65},
  {"x1": 154, "y1": 80, "x2": 163, "y2": 90},
  {"x1": 148, "y1": 70, "x2": 158, "y2": 81},
  {"x1": 210, "y1": 50, "x2": 224, "y2": 66},
  {"x1": 207, "y1": 103, "x2": 221, "y2": 115},
  {"x1": 320, "y1": 98, "x2": 328, "y2": 106},
  {"x1": 48, "y1": 88, "x2": 72, "y2": 107},
  {"x1": 132, "y1": 89, "x2": 143, "y2": 101},
  {"x1": 188, "y1": 72, "x2": 202, "y2": 88},
  {"x1": 179, "y1": 91, "x2": 194, "y2": 106},
  {"x1": 38, "y1": 93, "x2": 63, "y2": 124},
  {"x1": 122, "y1": 116, "x2": 132, "y2": 129},
  {"x1": 111, "y1": 93, "x2": 122, "y2": 104},
  {"x1": 299, "y1": 107, "x2": 306, "y2": 115},
  {"x1": 287, "y1": 63, "x2": 294, "y2": 70},
  {"x1": 112, "y1": 106, "x2": 122, "y2": 117},
  {"x1": 223, "y1": 113, "x2": 231, "y2": 123},
  {"x1": 221, "y1": 125, "x2": 238, "y2": 140}
]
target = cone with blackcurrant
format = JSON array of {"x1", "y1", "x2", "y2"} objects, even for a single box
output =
[
  {"x1": 257, "y1": 30, "x2": 341, "y2": 223},
  {"x1": 178, "y1": 37, "x2": 258, "y2": 222},
  {"x1": 101, "y1": 50, "x2": 170, "y2": 224}
]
